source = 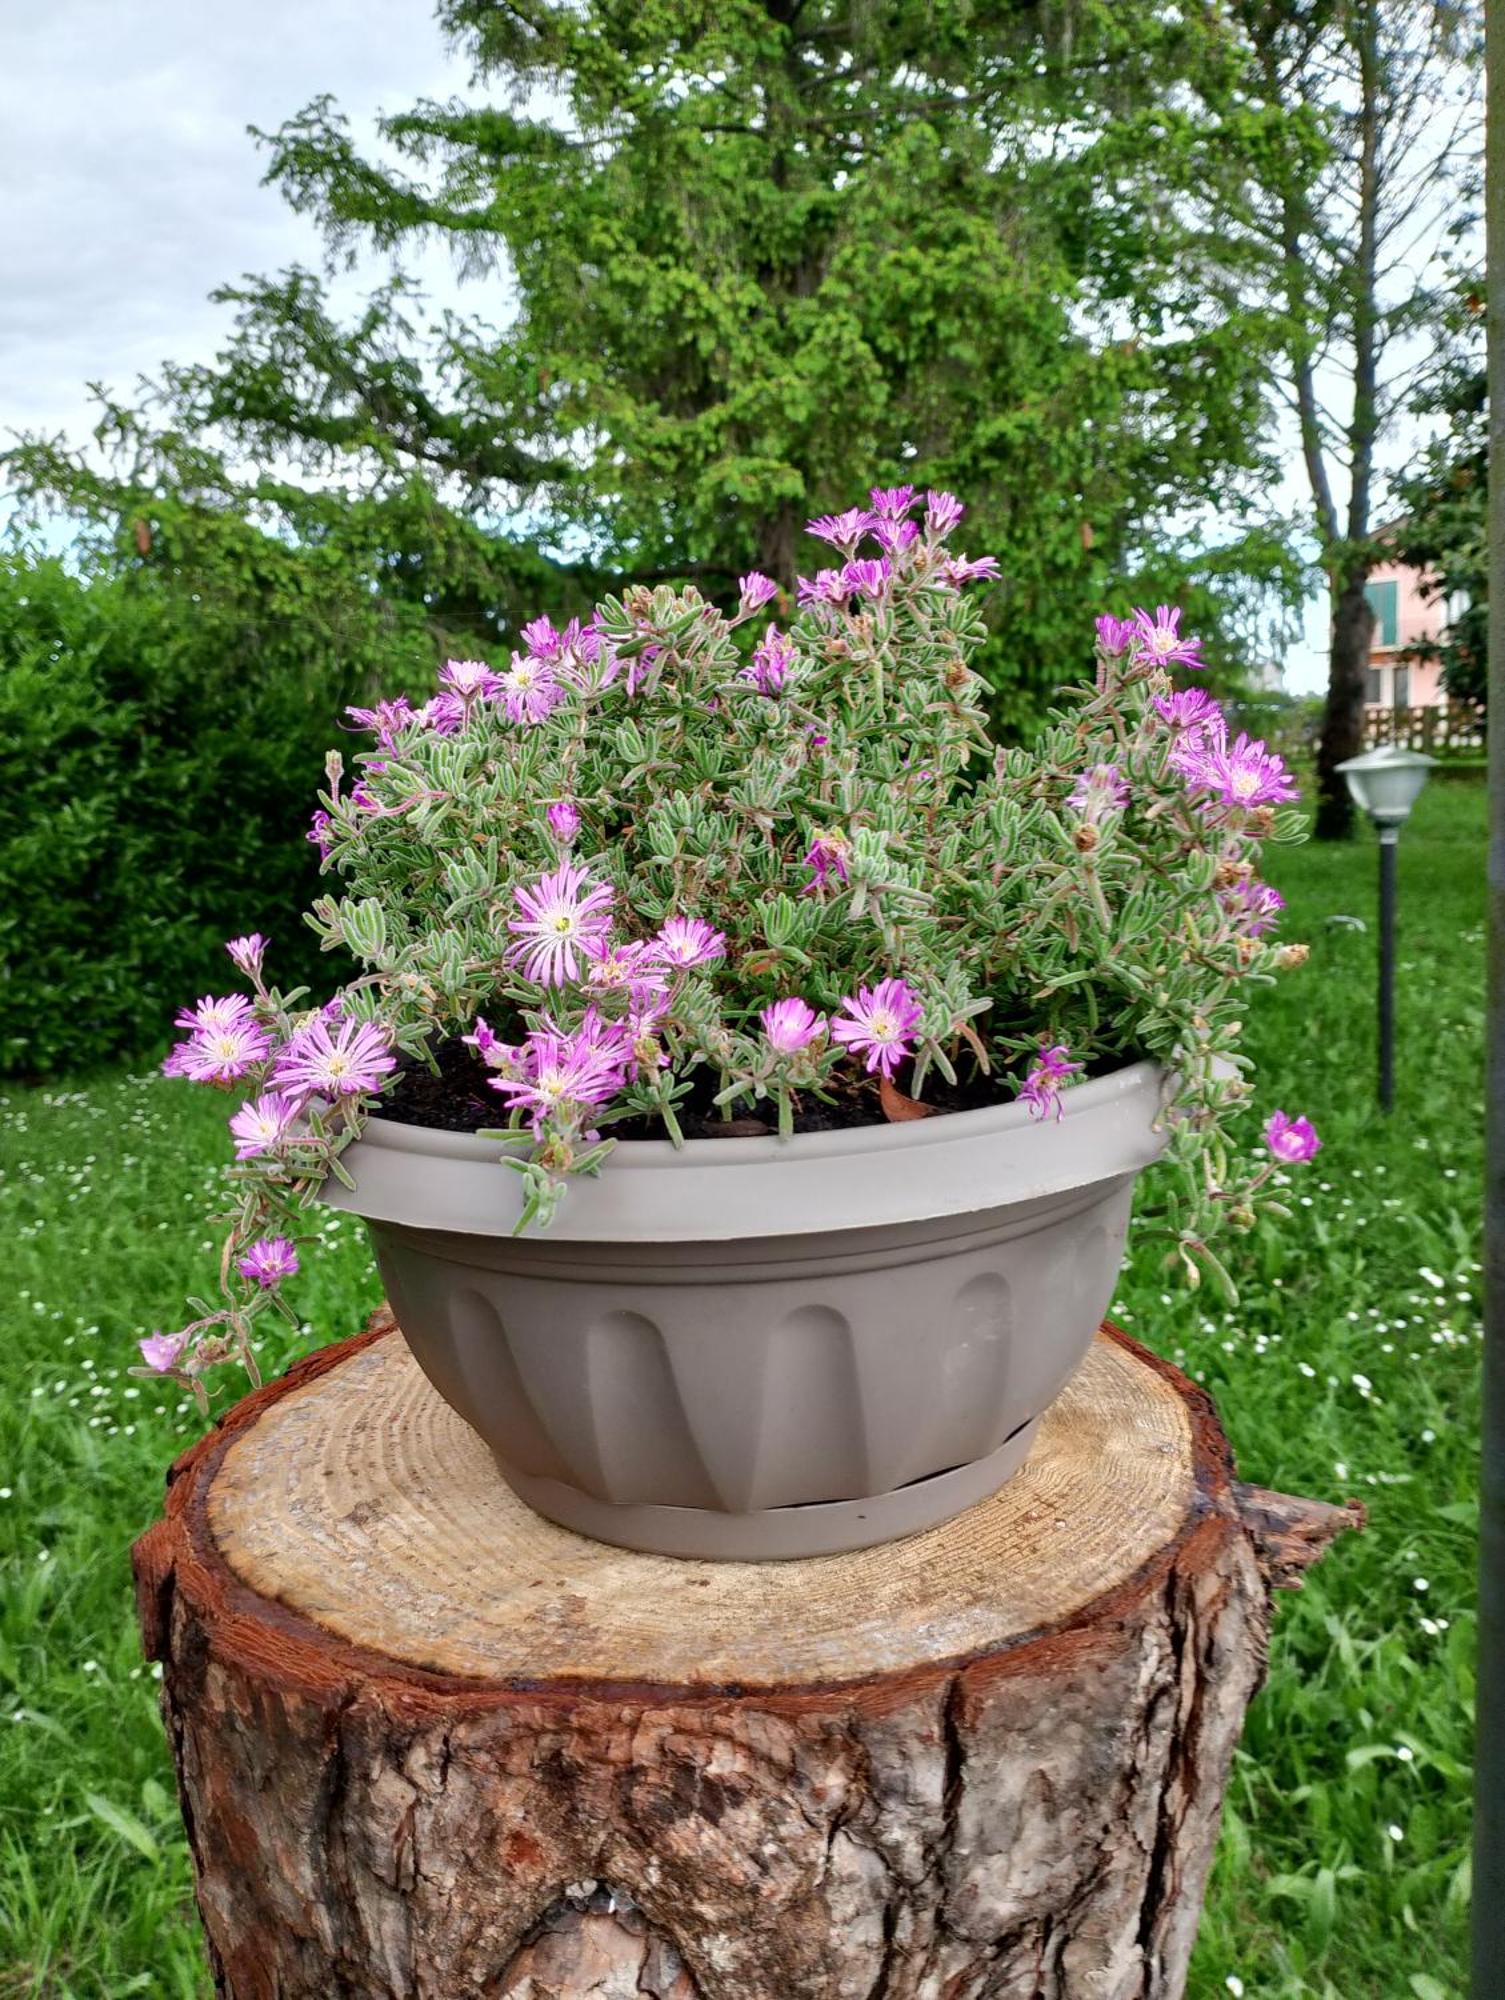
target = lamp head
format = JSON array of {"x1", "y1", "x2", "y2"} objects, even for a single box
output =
[{"x1": 1335, "y1": 743, "x2": 1435, "y2": 832}]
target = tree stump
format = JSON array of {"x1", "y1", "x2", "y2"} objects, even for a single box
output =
[{"x1": 133, "y1": 1311, "x2": 1359, "y2": 2000}]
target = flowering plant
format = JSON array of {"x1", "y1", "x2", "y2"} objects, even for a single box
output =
[{"x1": 148, "y1": 487, "x2": 1318, "y2": 1398}]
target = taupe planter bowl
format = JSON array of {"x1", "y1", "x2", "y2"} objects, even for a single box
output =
[{"x1": 320, "y1": 1061, "x2": 1168, "y2": 1560}]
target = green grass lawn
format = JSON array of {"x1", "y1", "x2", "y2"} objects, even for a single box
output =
[{"x1": 0, "y1": 779, "x2": 1484, "y2": 1999}]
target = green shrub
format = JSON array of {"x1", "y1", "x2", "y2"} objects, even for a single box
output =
[{"x1": 0, "y1": 546, "x2": 435, "y2": 1075}]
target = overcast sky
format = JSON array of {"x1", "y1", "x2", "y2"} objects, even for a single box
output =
[{"x1": 0, "y1": 1, "x2": 1365, "y2": 692}]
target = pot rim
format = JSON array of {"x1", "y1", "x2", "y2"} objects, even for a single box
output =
[
  {"x1": 359, "y1": 1055, "x2": 1165, "y2": 1170},
  {"x1": 320, "y1": 1058, "x2": 1171, "y2": 1242}
]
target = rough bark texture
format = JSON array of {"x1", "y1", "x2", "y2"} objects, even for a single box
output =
[{"x1": 133, "y1": 1315, "x2": 1356, "y2": 2000}]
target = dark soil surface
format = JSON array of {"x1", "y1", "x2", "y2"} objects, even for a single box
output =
[{"x1": 382, "y1": 1033, "x2": 1010, "y2": 1140}]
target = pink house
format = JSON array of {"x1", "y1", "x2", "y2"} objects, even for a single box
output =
[{"x1": 1361, "y1": 560, "x2": 1447, "y2": 711}]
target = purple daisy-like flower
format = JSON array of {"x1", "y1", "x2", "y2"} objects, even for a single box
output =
[
  {"x1": 581, "y1": 934, "x2": 669, "y2": 997},
  {"x1": 1184, "y1": 732, "x2": 1299, "y2": 810},
  {"x1": 487, "y1": 1015, "x2": 629, "y2": 1131},
  {"x1": 653, "y1": 915, "x2": 727, "y2": 969},
  {"x1": 520, "y1": 615, "x2": 564, "y2": 660},
  {"x1": 1220, "y1": 879, "x2": 1286, "y2": 938},
  {"x1": 415, "y1": 691, "x2": 467, "y2": 735},
  {"x1": 841, "y1": 556, "x2": 891, "y2": 599},
  {"x1": 228, "y1": 1091, "x2": 303, "y2": 1159},
  {"x1": 273, "y1": 1016, "x2": 396, "y2": 1098},
  {"x1": 940, "y1": 554, "x2": 1001, "y2": 585},
  {"x1": 796, "y1": 567, "x2": 852, "y2": 608},
  {"x1": 236, "y1": 1237, "x2": 300, "y2": 1289},
  {"x1": 345, "y1": 695, "x2": 418, "y2": 748},
  {"x1": 308, "y1": 809, "x2": 333, "y2": 856},
  {"x1": 802, "y1": 829, "x2": 852, "y2": 894},
  {"x1": 439, "y1": 657, "x2": 501, "y2": 700},
  {"x1": 1153, "y1": 688, "x2": 1223, "y2": 736},
  {"x1": 869, "y1": 484, "x2": 916, "y2": 520},
  {"x1": 225, "y1": 933, "x2": 268, "y2": 979},
  {"x1": 507, "y1": 861, "x2": 615, "y2": 987},
  {"x1": 174, "y1": 994, "x2": 258, "y2": 1036},
  {"x1": 761, "y1": 997, "x2": 826, "y2": 1054},
  {"x1": 872, "y1": 516, "x2": 920, "y2": 556},
  {"x1": 741, "y1": 626, "x2": 795, "y2": 695},
  {"x1": 499, "y1": 653, "x2": 565, "y2": 726},
  {"x1": 1095, "y1": 614, "x2": 1136, "y2": 657},
  {"x1": 1264, "y1": 1110, "x2": 1320, "y2": 1164},
  {"x1": 547, "y1": 798, "x2": 581, "y2": 844},
  {"x1": 807, "y1": 508, "x2": 874, "y2": 550},
  {"x1": 1019, "y1": 1044, "x2": 1084, "y2": 1122},
  {"x1": 737, "y1": 571, "x2": 779, "y2": 613},
  {"x1": 925, "y1": 490, "x2": 964, "y2": 537},
  {"x1": 1068, "y1": 763, "x2": 1130, "y2": 818},
  {"x1": 165, "y1": 1014, "x2": 273, "y2": 1085},
  {"x1": 831, "y1": 978, "x2": 924, "y2": 1079},
  {"x1": 138, "y1": 1329, "x2": 189, "y2": 1374},
  {"x1": 1129, "y1": 605, "x2": 1205, "y2": 672}
]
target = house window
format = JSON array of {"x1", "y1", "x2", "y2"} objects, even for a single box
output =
[
  {"x1": 1365, "y1": 668, "x2": 1384, "y2": 706},
  {"x1": 1365, "y1": 579, "x2": 1399, "y2": 647},
  {"x1": 1393, "y1": 664, "x2": 1410, "y2": 708}
]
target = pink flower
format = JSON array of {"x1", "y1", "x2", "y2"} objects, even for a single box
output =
[
  {"x1": 499, "y1": 653, "x2": 564, "y2": 726},
  {"x1": 1183, "y1": 732, "x2": 1299, "y2": 810},
  {"x1": 225, "y1": 934, "x2": 267, "y2": 979},
  {"x1": 547, "y1": 799, "x2": 581, "y2": 844},
  {"x1": 345, "y1": 696, "x2": 418, "y2": 748},
  {"x1": 741, "y1": 626, "x2": 795, "y2": 695},
  {"x1": 228, "y1": 1091, "x2": 302, "y2": 1159},
  {"x1": 831, "y1": 978, "x2": 924, "y2": 1079},
  {"x1": 802, "y1": 830, "x2": 851, "y2": 894},
  {"x1": 872, "y1": 516, "x2": 919, "y2": 555},
  {"x1": 841, "y1": 557, "x2": 891, "y2": 599},
  {"x1": 1019, "y1": 1044, "x2": 1084, "y2": 1122},
  {"x1": 487, "y1": 1014, "x2": 629, "y2": 1131},
  {"x1": 737, "y1": 572, "x2": 779, "y2": 612},
  {"x1": 439, "y1": 657, "x2": 501, "y2": 700},
  {"x1": 1264, "y1": 1110, "x2": 1321, "y2": 1164},
  {"x1": 653, "y1": 915, "x2": 727, "y2": 969},
  {"x1": 1095, "y1": 614, "x2": 1135, "y2": 656},
  {"x1": 939, "y1": 554, "x2": 1001, "y2": 584},
  {"x1": 273, "y1": 1016, "x2": 396, "y2": 1098},
  {"x1": 507, "y1": 861, "x2": 615, "y2": 986},
  {"x1": 163, "y1": 1007, "x2": 273, "y2": 1084},
  {"x1": 308, "y1": 809, "x2": 333, "y2": 856},
  {"x1": 236, "y1": 1237, "x2": 300, "y2": 1288},
  {"x1": 924, "y1": 490, "x2": 964, "y2": 537},
  {"x1": 174, "y1": 994, "x2": 258, "y2": 1036},
  {"x1": 416, "y1": 692, "x2": 467, "y2": 735},
  {"x1": 1153, "y1": 688, "x2": 1222, "y2": 737},
  {"x1": 869, "y1": 484, "x2": 916, "y2": 519},
  {"x1": 796, "y1": 568, "x2": 852, "y2": 608},
  {"x1": 582, "y1": 934, "x2": 669, "y2": 996},
  {"x1": 1068, "y1": 763, "x2": 1129, "y2": 819},
  {"x1": 1221, "y1": 880, "x2": 1286, "y2": 937},
  {"x1": 1128, "y1": 605, "x2": 1204, "y2": 672},
  {"x1": 807, "y1": 508, "x2": 874, "y2": 550},
  {"x1": 761, "y1": 997, "x2": 826, "y2": 1054},
  {"x1": 519, "y1": 615, "x2": 563, "y2": 660},
  {"x1": 138, "y1": 1329, "x2": 188, "y2": 1374}
]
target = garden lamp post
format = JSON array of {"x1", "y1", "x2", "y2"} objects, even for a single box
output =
[{"x1": 1335, "y1": 744, "x2": 1435, "y2": 1113}]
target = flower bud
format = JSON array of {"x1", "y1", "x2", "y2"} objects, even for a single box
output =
[
  {"x1": 1073, "y1": 823, "x2": 1101, "y2": 854},
  {"x1": 1275, "y1": 943, "x2": 1309, "y2": 970}
]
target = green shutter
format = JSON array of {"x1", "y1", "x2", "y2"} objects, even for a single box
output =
[{"x1": 1364, "y1": 580, "x2": 1399, "y2": 647}]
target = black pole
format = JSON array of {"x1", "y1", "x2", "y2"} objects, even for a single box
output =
[
  {"x1": 1378, "y1": 833, "x2": 1396, "y2": 1113},
  {"x1": 1474, "y1": 0, "x2": 1505, "y2": 1983}
]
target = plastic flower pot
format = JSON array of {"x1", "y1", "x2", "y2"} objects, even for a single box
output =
[{"x1": 320, "y1": 1061, "x2": 1168, "y2": 1560}]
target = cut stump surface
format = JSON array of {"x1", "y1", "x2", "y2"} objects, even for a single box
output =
[{"x1": 134, "y1": 1312, "x2": 1358, "y2": 2000}]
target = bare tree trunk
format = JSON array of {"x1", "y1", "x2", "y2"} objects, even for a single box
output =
[
  {"x1": 1315, "y1": 568, "x2": 1376, "y2": 839},
  {"x1": 133, "y1": 1312, "x2": 1358, "y2": 2000}
]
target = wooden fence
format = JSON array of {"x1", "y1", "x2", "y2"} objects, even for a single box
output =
[{"x1": 1362, "y1": 701, "x2": 1485, "y2": 756}]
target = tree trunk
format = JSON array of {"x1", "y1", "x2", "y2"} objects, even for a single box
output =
[
  {"x1": 1314, "y1": 567, "x2": 1376, "y2": 840},
  {"x1": 133, "y1": 1311, "x2": 1358, "y2": 2000}
]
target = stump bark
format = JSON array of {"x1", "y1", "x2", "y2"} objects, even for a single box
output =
[{"x1": 133, "y1": 1312, "x2": 1358, "y2": 2000}]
